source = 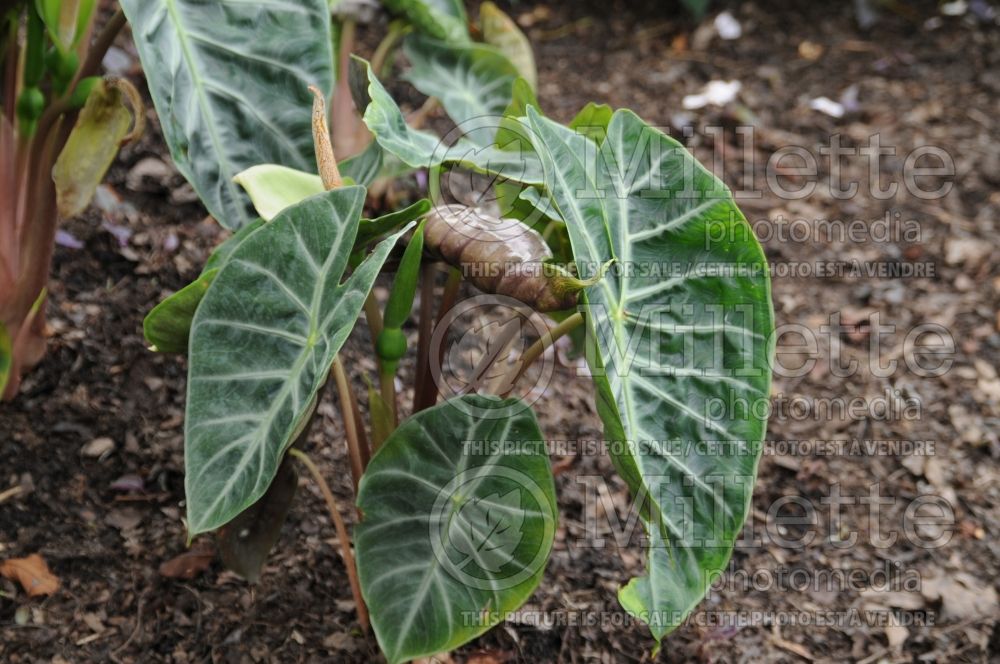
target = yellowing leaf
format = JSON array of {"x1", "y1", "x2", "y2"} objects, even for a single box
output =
[
  {"x1": 480, "y1": 2, "x2": 536, "y2": 91},
  {"x1": 232, "y1": 164, "x2": 324, "y2": 221},
  {"x1": 0, "y1": 553, "x2": 60, "y2": 596},
  {"x1": 53, "y1": 80, "x2": 132, "y2": 218}
]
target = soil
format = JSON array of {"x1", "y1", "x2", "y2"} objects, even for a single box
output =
[{"x1": 2, "y1": 1, "x2": 999, "y2": 662}]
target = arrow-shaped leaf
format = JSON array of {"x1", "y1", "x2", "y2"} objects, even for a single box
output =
[
  {"x1": 352, "y1": 57, "x2": 543, "y2": 185},
  {"x1": 402, "y1": 33, "x2": 519, "y2": 138},
  {"x1": 185, "y1": 187, "x2": 412, "y2": 535},
  {"x1": 356, "y1": 395, "x2": 557, "y2": 664},
  {"x1": 144, "y1": 218, "x2": 265, "y2": 353},
  {"x1": 525, "y1": 106, "x2": 774, "y2": 642},
  {"x1": 121, "y1": 0, "x2": 334, "y2": 228}
]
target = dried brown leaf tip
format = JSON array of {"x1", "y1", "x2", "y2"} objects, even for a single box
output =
[{"x1": 309, "y1": 85, "x2": 341, "y2": 190}]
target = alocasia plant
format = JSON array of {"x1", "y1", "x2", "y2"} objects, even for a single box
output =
[{"x1": 128, "y1": 2, "x2": 774, "y2": 661}]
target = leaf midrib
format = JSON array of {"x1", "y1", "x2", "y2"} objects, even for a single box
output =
[
  {"x1": 163, "y1": 0, "x2": 245, "y2": 226},
  {"x1": 190, "y1": 210, "x2": 349, "y2": 532}
]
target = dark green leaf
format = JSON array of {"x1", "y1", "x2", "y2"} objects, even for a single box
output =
[
  {"x1": 357, "y1": 198, "x2": 432, "y2": 247},
  {"x1": 382, "y1": 223, "x2": 424, "y2": 330},
  {"x1": 356, "y1": 395, "x2": 557, "y2": 664},
  {"x1": 495, "y1": 76, "x2": 539, "y2": 148},
  {"x1": 185, "y1": 187, "x2": 412, "y2": 534},
  {"x1": 121, "y1": 0, "x2": 334, "y2": 228},
  {"x1": 493, "y1": 78, "x2": 557, "y2": 234},
  {"x1": 339, "y1": 139, "x2": 384, "y2": 187},
  {"x1": 0, "y1": 323, "x2": 11, "y2": 397},
  {"x1": 382, "y1": 0, "x2": 468, "y2": 43},
  {"x1": 403, "y1": 34, "x2": 518, "y2": 136},
  {"x1": 568, "y1": 102, "x2": 614, "y2": 144},
  {"x1": 525, "y1": 106, "x2": 774, "y2": 642},
  {"x1": 144, "y1": 268, "x2": 218, "y2": 354},
  {"x1": 352, "y1": 56, "x2": 543, "y2": 185}
]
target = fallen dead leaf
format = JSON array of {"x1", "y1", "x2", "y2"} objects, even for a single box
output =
[
  {"x1": 900, "y1": 453, "x2": 925, "y2": 477},
  {"x1": 81, "y1": 611, "x2": 106, "y2": 633},
  {"x1": 322, "y1": 631, "x2": 358, "y2": 652},
  {"x1": 105, "y1": 507, "x2": 143, "y2": 531},
  {"x1": 158, "y1": 543, "x2": 215, "y2": 580},
  {"x1": 923, "y1": 457, "x2": 947, "y2": 489},
  {"x1": 415, "y1": 654, "x2": 456, "y2": 664},
  {"x1": 944, "y1": 238, "x2": 990, "y2": 268},
  {"x1": 921, "y1": 572, "x2": 999, "y2": 620},
  {"x1": 0, "y1": 554, "x2": 60, "y2": 596}
]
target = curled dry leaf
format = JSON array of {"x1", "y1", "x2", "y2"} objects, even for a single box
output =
[
  {"x1": 424, "y1": 205, "x2": 603, "y2": 312},
  {"x1": 480, "y1": 2, "x2": 537, "y2": 91},
  {"x1": 53, "y1": 79, "x2": 140, "y2": 219},
  {"x1": 0, "y1": 553, "x2": 60, "y2": 596},
  {"x1": 921, "y1": 572, "x2": 999, "y2": 621}
]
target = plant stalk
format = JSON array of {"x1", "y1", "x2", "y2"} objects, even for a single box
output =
[
  {"x1": 378, "y1": 364, "x2": 397, "y2": 427},
  {"x1": 348, "y1": 385, "x2": 371, "y2": 468},
  {"x1": 434, "y1": 267, "x2": 462, "y2": 374},
  {"x1": 469, "y1": 314, "x2": 522, "y2": 396},
  {"x1": 331, "y1": 18, "x2": 366, "y2": 159},
  {"x1": 413, "y1": 262, "x2": 437, "y2": 412},
  {"x1": 362, "y1": 291, "x2": 383, "y2": 342},
  {"x1": 500, "y1": 312, "x2": 584, "y2": 397},
  {"x1": 288, "y1": 448, "x2": 369, "y2": 633},
  {"x1": 370, "y1": 21, "x2": 405, "y2": 78},
  {"x1": 436, "y1": 267, "x2": 462, "y2": 326},
  {"x1": 331, "y1": 357, "x2": 365, "y2": 492}
]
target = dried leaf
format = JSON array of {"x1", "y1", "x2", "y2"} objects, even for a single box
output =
[
  {"x1": 424, "y1": 205, "x2": 595, "y2": 312},
  {"x1": 53, "y1": 79, "x2": 132, "y2": 218},
  {"x1": 921, "y1": 572, "x2": 999, "y2": 620},
  {"x1": 944, "y1": 238, "x2": 990, "y2": 268},
  {"x1": 158, "y1": 543, "x2": 215, "y2": 580},
  {"x1": 480, "y1": 2, "x2": 537, "y2": 91},
  {"x1": 0, "y1": 553, "x2": 60, "y2": 596}
]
